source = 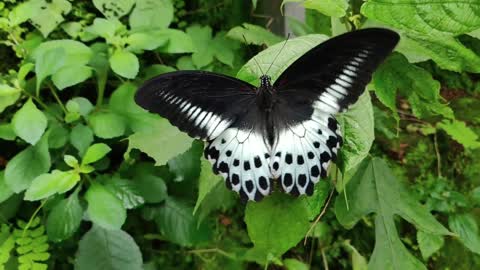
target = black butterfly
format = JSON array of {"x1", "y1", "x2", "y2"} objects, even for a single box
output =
[{"x1": 135, "y1": 28, "x2": 399, "y2": 202}]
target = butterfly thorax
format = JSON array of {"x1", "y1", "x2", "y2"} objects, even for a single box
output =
[{"x1": 256, "y1": 75, "x2": 275, "y2": 112}]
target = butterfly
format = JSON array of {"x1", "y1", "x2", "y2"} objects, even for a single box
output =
[{"x1": 135, "y1": 28, "x2": 399, "y2": 202}]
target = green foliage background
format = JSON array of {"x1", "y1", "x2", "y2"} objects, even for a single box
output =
[{"x1": 0, "y1": 0, "x2": 480, "y2": 269}]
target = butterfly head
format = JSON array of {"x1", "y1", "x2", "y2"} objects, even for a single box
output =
[{"x1": 260, "y1": 75, "x2": 272, "y2": 88}]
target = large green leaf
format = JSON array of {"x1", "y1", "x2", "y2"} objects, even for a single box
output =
[
  {"x1": 24, "y1": 170, "x2": 80, "y2": 201},
  {"x1": 9, "y1": 0, "x2": 72, "y2": 37},
  {"x1": 437, "y1": 120, "x2": 480, "y2": 149},
  {"x1": 417, "y1": 230, "x2": 444, "y2": 260},
  {"x1": 133, "y1": 169, "x2": 167, "y2": 204},
  {"x1": 104, "y1": 177, "x2": 145, "y2": 209},
  {"x1": 88, "y1": 111, "x2": 126, "y2": 139},
  {"x1": 52, "y1": 65, "x2": 92, "y2": 90},
  {"x1": 335, "y1": 157, "x2": 450, "y2": 270},
  {"x1": 449, "y1": 213, "x2": 480, "y2": 254},
  {"x1": 157, "y1": 29, "x2": 195, "y2": 54},
  {"x1": 46, "y1": 191, "x2": 83, "y2": 242},
  {"x1": 337, "y1": 92, "x2": 374, "y2": 173},
  {"x1": 85, "y1": 183, "x2": 126, "y2": 230},
  {"x1": 92, "y1": 0, "x2": 134, "y2": 19},
  {"x1": 167, "y1": 141, "x2": 202, "y2": 182},
  {"x1": 70, "y1": 124, "x2": 94, "y2": 156},
  {"x1": 127, "y1": 119, "x2": 193, "y2": 166},
  {"x1": 194, "y1": 158, "x2": 223, "y2": 214},
  {"x1": 245, "y1": 193, "x2": 310, "y2": 263},
  {"x1": 109, "y1": 49, "x2": 139, "y2": 79},
  {"x1": 303, "y1": 0, "x2": 348, "y2": 18},
  {"x1": 154, "y1": 197, "x2": 211, "y2": 246},
  {"x1": 75, "y1": 226, "x2": 143, "y2": 270},
  {"x1": 372, "y1": 53, "x2": 453, "y2": 120},
  {"x1": 5, "y1": 134, "x2": 50, "y2": 193},
  {"x1": 12, "y1": 99, "x2": 48, "y2": 145},
  {"x1": 129, "y1": 0, "x2": 173, "y2": 30},
  {"x1": 361, "y1": 0, "x2": 480, "y2": 36}
]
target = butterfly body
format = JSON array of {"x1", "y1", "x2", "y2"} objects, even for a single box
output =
[{"x1": 135, "y1": 28, "x2": 399, "y2": 202}]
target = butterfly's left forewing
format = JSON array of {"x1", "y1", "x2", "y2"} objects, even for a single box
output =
[{"x1": 271, "y1": 28, "x2": 399, "y2": 196}]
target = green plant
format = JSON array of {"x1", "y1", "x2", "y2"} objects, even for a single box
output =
[{"x1": 0, "y1": 0, "x2": 479, "y2": 269}]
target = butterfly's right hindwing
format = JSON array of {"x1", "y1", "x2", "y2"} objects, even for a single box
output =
[{"x1": 135, "y1": 71, "x2": 256, "y2": 140}]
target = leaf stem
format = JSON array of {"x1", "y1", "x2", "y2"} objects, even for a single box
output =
[
  {"x1": 434, "y1": 132, "x2": 442, "y2": 177},
  {"x1": 304, "y1": 185, "x2": 336, "y2": 245},
  {"x1": 22, "y1": 199, "x2": 47, "y2": 237},
  {"x1": 48, "y1": 83, "x2": 67, "y2": 114}
]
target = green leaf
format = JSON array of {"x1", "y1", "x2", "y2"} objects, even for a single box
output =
[
  {"x1": 187, "y1": 25, "x2": 214, "y2": 68},
  {"x1": 361, "y1": 0, "x2": 480, "y2": 36},
  {"x1": 437, "y1": 120, "x2": 480, "y2": 149},
  {"x1": 245, "y1": 193, "x2": 311, "y2": 259},
  {"x1": 337, "y1": 92, "x2": 374, "y2": 173},
  {"x1": 300, "y1": 180, "x2": 331, "y2": 220},
  {"x1": 0, "y1": 124, "x2": 15, "y2": 141},
  {"x1": 33, "y1": 40, "x2": 92, "y2": 66},
  {"x1": 75, "y1": 226, "x2": 143, "y2": 270},
  {"x1": 109, "y1": 49, "x2": 139, "y2": 79},
  {"x1": 85, "y1": 18, "x2": 118, "y2": 39},
  {"x1": 70, "y1": 124, "x2": 94, "y2": 156},
  {"x1": 66, "y1": 97, "x2": 94, "y2": 117},
  {"x1": 143, "y1": 64, "x2": 176, "y2": 80},
  {"x1": 62, "y1": 22, "x2": 83, "y2": 38},
  {"x1": 0, "y1": 84, "x2": 20, "y2": 113},
  {"x1": 284, "y1": 259, "x2": 309, "y2": 270},
  {"x1": 449, "y1": 213, "x2": 480, "y2": 254},
  {"x1": 417, "y1": 230, "x2": 444, "y2": 260},
  {"x1": 52, "y1": 65, "x2": 92, "y2": 90},
  {"x1": 5, "y1": 134, "x2": 50, "y2": 193},
  {"x1": 303, "y1": 0, "x2": 348, "y2": 18},
  {"x1": 194, "y1": 158, "x2": 223, "y2": 214},
  {"x1": 35, "y1": 47, "x2": 66, "y2": 92},
  {"x1": 129, "y1": 0, "x2": 173, "y2": 30},
  {"x1": 64, "y1": 155, "x2": 79, "y2": 168},
  {"x1": 24, "y1": 170, "x2": 80, "y2": 201},
  {"x1": 82, "y1": 143, "x2": 111, "y2": 165},
  {"x1": 286, "y1": 16, "x2": 315, "y2": 37},
  {"x1": 48, "y1": 121, "x2": 68, "y2": 149},
  {"x1": 12, "y1": 99, "x2": 48, "y2": 145},
  {"x1": 109, "y1": 83, "x2": 164, "y2": 132},
  {"x1": 92, "y1": 0, "x2": 135, "y2": 19},
  {"x1": 126, "y1": 32, "x2": 168, "y2": 52},
  {"x1": 10, "y1": 0, "x2": 72, "y2": 37},
  {"x1": 127, "y1": 119, "x2": 193, "y2": 166},
  {"x1": 343, "y1": 241, "x2": 368, "y2": 270},
  {"x1": 335, "y1": 157, "x2": 450, "y2": 270},
  {"x1": 227, "y1": 23, "x2": 283, "y2": 46},
  {"x1": 104, "y1": 177, "x2": 145, "y2": 209},
  {"x1": 168, "y1": 141, "x2": 202, "y2": 182},
  {"x1": 133, "y1": 168, "x2": 168, "y2": 203},
  {"x1": 0, "y1": 171, "x2": 14, "y2": 204},
  {"x1": 85, "y1": 183, "x2": 126, "y2": 230},
  {"x1": 372, "y1": 53, "x2": 452, "y2": 119},
  {"x1": 46, "y1": 192, "x2": 83, "y2": 242},
  {"x1": 157, "y1": 29, "x2": 195, "y2": 53},
  {"x1": 88, "y1": 111, "x2": 126, "y2": 139},
  {"x1": 154, "y1": 197, "x2": 211, "y2": 246}
]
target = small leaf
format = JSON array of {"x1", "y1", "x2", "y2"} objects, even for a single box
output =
[
  {"x1": 437, "y1": 120, "x2": 480, "y2": 149},
  {"x1": 46, "y1": 192, "x2": 83, "y2": 242},
  {"x1": 449, "y1": 213, "x2": 480, "y2": 254},
  {"x1": 12, "y1": 99, "x2": 48, "y2": 145},
  {"x1": 127, "y1": 119, "x2": 193, "y2": 166},
  {"x1": 154, "y1": 197, "x2": 211, "y2": 246},
  {"x1": 417, "y1": 230, "x2": 444, "y2": 260},
  {"x1": 24, "y1": 170, "x2": 80, "y2": 201},
  {"x1": 303, "y1": 0, "x2": 348, "y2": 18},
  {"x1": 66, "y1": 97, "x2": 94, "y2": 117},
  {"x1": 52, "y1": 65, "x2": 92, "y2": 90},
  {"x1": 85, "y1": 183, "x2": 126, "y2": 230},
  {"x1": 5, "y1": 135, "x2": 50, "y2": 193},
  {"x1": 129, "y1": 0, "x2": 173, "y2": 30},
  {"x1": 126, "y1": 32, "x2": 168, "y2": 52},
  {"x1": 0, "y1": 84, "x2": 20, "y2": 113},
  {"x1": 64, "y1": 155, "x2": 79, "y2": 168},
  {"x1": 227, "y1": 23, "x2": 283, "y2": 46},
  {"x1": 88, "y1": 111, "x2": 126, "y2": 139},
  {"x1": 284, "y1": 258, "x2": 309, "y2": 270},
  {"x1": 70, "y1": 124, "x2": 94, "y2": 156},
  {"x1": 82, "y1": 143, "x2": 111, "y2": 165},
  {"x1": 133, "y1": 171, "x2": 167, "y2": 204},
  {"x1": 75, "y1": 226, "x2": 143, "y2": 270},
  {"x1": 0, "y1": 123, "x2": 15, "y2": 141},
  {"x1": 168, "y1": 141, "x2": 202, "y2": 182},
  {"x1": 104, "y1": 177, "x2": 145, "y2": 209},
  {"x1": 156, "y1": 29, "x2": 195, "y2": 53},
  {"x1": 109, "y1": 49, "x2": 139, "y2": 79},
  {"x1": 85, "y1": 18, "x2": 118, "y2": 38},
  {"x1": 0, "y1": 171, "x2": 14, "y2": 204}
]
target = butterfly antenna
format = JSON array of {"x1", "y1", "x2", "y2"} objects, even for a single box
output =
[
  {"x1": 242, "y1": 34, "x2": 265, "y2": 75},
  {"x1": 265, "y1": 33, "x2": 291, "y2": 76}
]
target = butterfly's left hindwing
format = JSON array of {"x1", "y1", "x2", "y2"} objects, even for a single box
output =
[{"x1": 135, "y1": 71, "x2": 256, "y2": 140}]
